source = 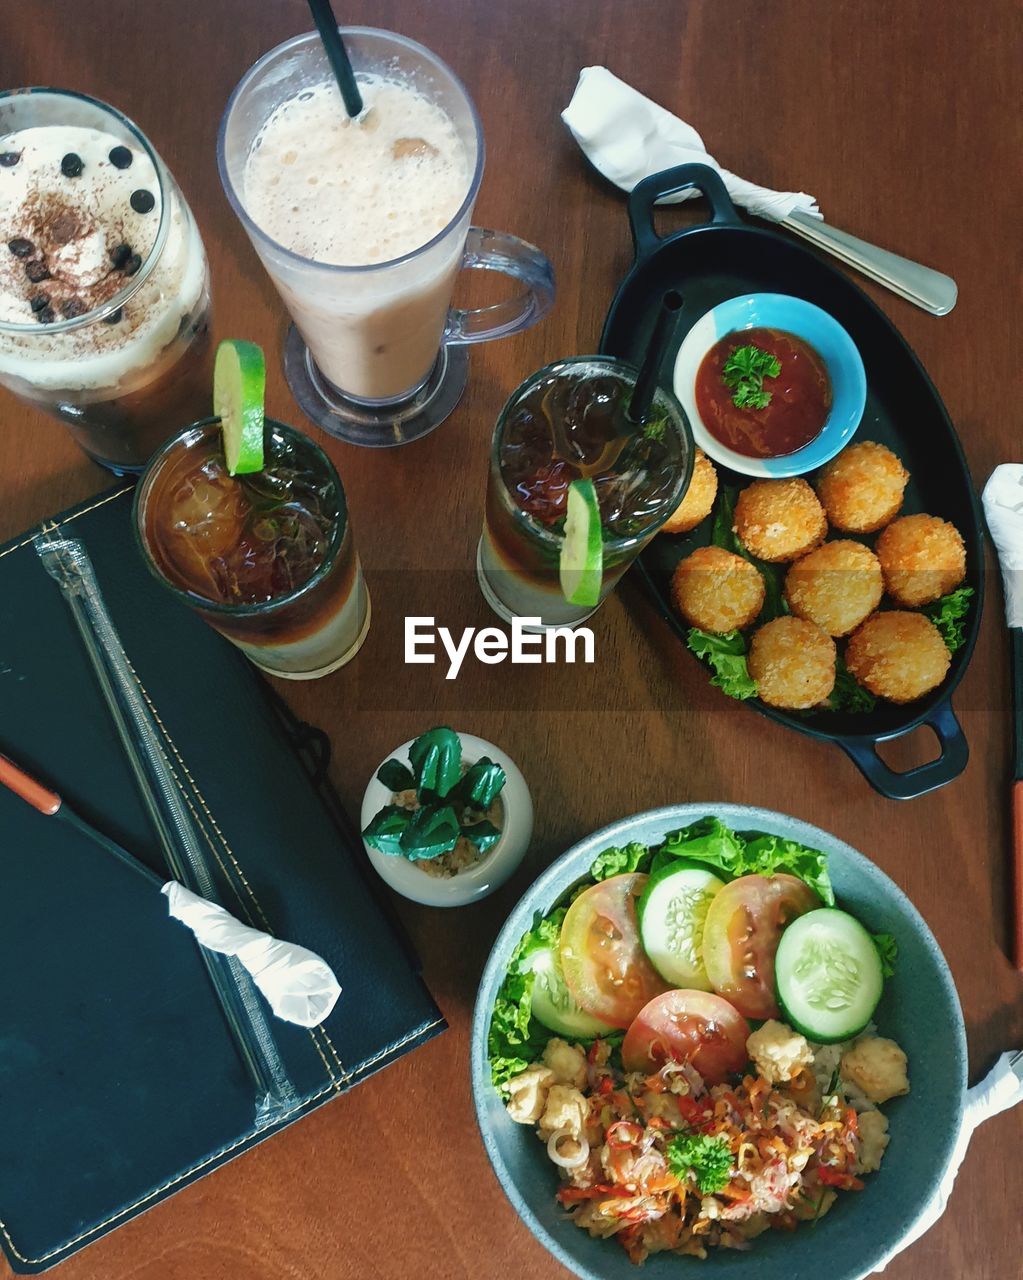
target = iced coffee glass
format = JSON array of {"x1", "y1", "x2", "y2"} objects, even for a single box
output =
[
  {"x1": 134, "y1": 418, "x2": 370, "y2": 679},
  {"x1": 217, "y1": 28, "x2": 555, "y2": 448},
  {"x1": 0, "y1": 90, "x2": 211, "y2": 473}
]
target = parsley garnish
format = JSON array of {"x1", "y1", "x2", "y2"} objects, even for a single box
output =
[
  {"x1": 665, "y1": 1132, "x2": 733, "y2": 1195},
  {"x1": 722, "y1": 344, "x2": 782, "y2": 411}
]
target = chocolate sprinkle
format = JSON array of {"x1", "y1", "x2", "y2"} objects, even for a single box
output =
[
  {"x1": 0, "y1": 151, "x2": 21, "y2": 168},
  {"x1": 25, "y1": 260, "x2": 50, "y2": 283},
  {"x1": 102, "y1": 306, "x2": 124, "y2": 325},
  {"x1": 130, "y1": 189, "x2": 155, "y2": 214},
  {"x1": 60, "y1": 152, "x2": 84, "y2": 178},
  {"x1": 108, "y1": 145, "x2": 133, "y2": 169},
  {"x1": 110, "y1": 242, "x2": 132, "y2": 269},
  {"x1": 61, "y1": 298, "x2": 88, "y2": 319},
  {"x1": 29, "y1": 293, "x2": 50, "y2": 313},
  {"x1": 8, "y1": 237, "x2": 33, "y2": 258}
]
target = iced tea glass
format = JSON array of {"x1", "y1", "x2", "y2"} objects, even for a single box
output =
[
  {"x1": 134, "y1": 418, "x2": 370, "y2": 678},
  {"x1": 478, "y1": 356, "x2": 694, "y2": 630},
  {"x1": 0, "y1": 89, "x2": 211, "y2": 473},
  {"x1": 217, "y1": 27, "x2": 554, "y2": 448}
]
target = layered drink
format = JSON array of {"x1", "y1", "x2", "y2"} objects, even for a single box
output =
[
  {"x1": 134, "y1": 419, "x2": 369, "y2": 678},
  {"x1": 0, "y1": 90, "x2": 210, "y2": 472},
  {"x1": 478, "y1": 357, "x2": 693, "y2": 629}
]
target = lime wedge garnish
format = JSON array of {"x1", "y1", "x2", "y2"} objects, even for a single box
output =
[
  {"x1": 560, "y1": 478, "x2": 604, "y2": 607},
  {"x1": 214, "y1": 339, "x2": 266, "y2": 475}
]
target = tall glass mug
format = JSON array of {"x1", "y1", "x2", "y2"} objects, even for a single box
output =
[
  {"x1": 0, "y1": 90, "x2": 212, "y2": 473},
  {"x1": 217, "y1": 28, "x2": 555, "y2": 447}
]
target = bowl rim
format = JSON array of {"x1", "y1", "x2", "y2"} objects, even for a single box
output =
[
  {"x1": 470, "y1": 802, "x2": 967, "y2": 1280},
  {"x1": 673, "y1": 293, "x2": 867, "y2": 479}
]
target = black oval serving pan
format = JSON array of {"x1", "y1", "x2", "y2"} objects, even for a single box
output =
[{"x1": 600, "y1": 163, "x2": 984, "y2": 801}]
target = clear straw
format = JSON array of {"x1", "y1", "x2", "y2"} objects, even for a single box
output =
[{"x1": 35, "y1": 529, "x2": 298, "y2": 1129}]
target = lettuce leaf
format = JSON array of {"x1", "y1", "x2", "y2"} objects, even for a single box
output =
[
  {"x1": 589, "y1": 841, "x2": 652, "y2": 880},
  {"x1": 656, "y1": 817, "x2": 747, "y2": 875},
  {"x1": 711, "y1": 486, "x2": 786, "y2": 620},
  {"x1": 872, "y1": 931, "x2": 898, "y2": 978},
  {"x1": 738, "y1": 833, "x2": 834, "y2": 906},
  {"x1": 823, "y1": 657, "x2": 877, "y2": 714},
  {"x1": 686, "y1": 629, "x2": 759, "y2": 700},
  {"x1": 488, "y1": 908, "x2": 567, "y2": 1090},
  {"x1": 923, "y1": 586, "x2": 974, "y2": 655}
]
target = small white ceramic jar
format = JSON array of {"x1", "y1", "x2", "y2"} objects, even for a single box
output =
[{"x1": 361, "y1": 731, "x2": 533, "y2": 907}]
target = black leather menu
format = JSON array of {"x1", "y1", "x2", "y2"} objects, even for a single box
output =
[{"x1": 0, "y1": 485, "x2": 444, "y2": 1273}]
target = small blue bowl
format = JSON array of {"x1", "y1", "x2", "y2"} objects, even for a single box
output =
[
  {"x1": 673, "y1": 294, "x2": 867, "y2": 478},
  {"x1": 471, "y1": 804, "x2": 966, "y2": 1280}
]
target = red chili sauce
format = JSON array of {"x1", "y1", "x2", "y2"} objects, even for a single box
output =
[{"x1": 695, "y1": 327, "x2": 832, "y2": 458}]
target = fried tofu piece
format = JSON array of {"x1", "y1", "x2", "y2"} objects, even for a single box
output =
[
  {"x1": 845, "y1": 611, "x2": 950, "y2": 704},
  {"x1": 815, "y1": 441, "x2": 909, "y2": 534},
  {"x1": 840, "y1": 1036, "x2": 910, "y2": 1104},
  {"x1": 733, "y1": 478, "x2": 827, "y2": 563},
  {"x1": 671, "y1": 545, "x2": 766, "y2": 633},
  {"x1": 748, "y1": 616, "x2": 836, "y2": 709}
]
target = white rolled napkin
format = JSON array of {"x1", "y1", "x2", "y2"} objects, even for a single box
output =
[
  {"x1": 561, "y1": 66, "x2": 821, "y2": 222},
  {"x1": 162, "y1": 881, "x2": 341, "y2": 1029},
  {"x1": 873, "y1": 1052, "x2": 1023, "y2": 1271},
  {"x1": 982, "y1": 465, "x2": 1023, "y2": 626}
]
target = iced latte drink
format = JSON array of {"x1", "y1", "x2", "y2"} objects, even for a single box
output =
[{"x1": 0, "y1": 90, "x2": 211, "y2": 472}]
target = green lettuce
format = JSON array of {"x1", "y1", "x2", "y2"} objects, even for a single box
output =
[
  {"x1": 872, "y1": 932, "x2": 898, "y2": 978},
  {"x1": 488, "y1": 908, "x2": 567, "y2": 1091},
  {"x1": 710, "y1": 486, "x2": 786, "y2": 621},
  {"x1": 923, "y1": 587, "x2": 975, "y2": 655},
  {"x1": 686, "y1": 629, "x2": 759, "y2": 700},
  {"x1": 589, "y1": 841, "x2": 652, "y2": 880},
  {"x1": 824, "y1": 657, "x2": 878, "y2": 714}
]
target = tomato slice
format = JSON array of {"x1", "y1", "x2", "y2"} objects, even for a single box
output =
[
  {"x1": 559, "y1": 874, "x2": 671, "y2": 1028},
  {"x1": 702, "y1": 873, "x2": 820, "y2": 1020},
  {"x1": 621, "y1": 990, "x2": 750, "y2": 1083}
]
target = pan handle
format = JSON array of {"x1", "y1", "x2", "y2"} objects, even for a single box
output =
[
  {"x1": 839, "y1": 700, "x2": 969, "y2": 800},
  {"x1": 628, "y1": 163, "x2": 742, "y2": 260}
]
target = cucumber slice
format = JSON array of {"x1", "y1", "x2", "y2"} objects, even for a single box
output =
[
  {"x1": 559, "y1": 478, "x2": 603, "y2": 607},
  {"x1": 637, "y1": 862, "x2": 725, "y2": 989},
  {"x1": 214, "y1": 339, "x2": 266, "y2": 475},
  {"x1": 523, "y1": 944, "x2": 615, "y2": 1039},
  {"x1": 775, "y1": 908, "x2": 884, "y2": 1043}
]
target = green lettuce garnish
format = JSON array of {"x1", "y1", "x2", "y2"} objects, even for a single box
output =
[
  {"x1": 872, "y1": 932, "x2": 898, "y2": 978},
  {"x1": 665, "y1": 1132, "x2": 733, "y2": 1194},
  {"x1": 589, "y1": 841, "x2": 652, "y2": 881},
  {"x1": 686, "y1": 629, "x2": 759, "y2": 699},
  {"x1": 489, "y1": 908, "x2": 567, "y2": 1091},
  {"x1": 923, "y1": 586, "x2": 974, "y2": 655},
  {"x1": 653, "y1": 816, "x2": 834, "y2": 905},
  {"x1": 824, "y1": 657, "x2": 878, "y2": 714}
]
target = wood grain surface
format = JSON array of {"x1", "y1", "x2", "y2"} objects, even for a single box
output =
[{"x1": 3, "y1": 1, "x2": 1021, "y2": 1276}]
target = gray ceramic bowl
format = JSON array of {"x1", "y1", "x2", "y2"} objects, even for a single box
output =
[{"x1": 471, "y1": 804, "x2": 966, "y2": 1280}]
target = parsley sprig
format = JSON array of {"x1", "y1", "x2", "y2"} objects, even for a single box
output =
[
  {"x1": 665, "y1": 1132, "x2": 733, "y2": 1195},
  {"x1": 722, "y1": 343, "x2": 782, "y2": 410}
]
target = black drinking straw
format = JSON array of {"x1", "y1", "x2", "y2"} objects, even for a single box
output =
[
  {"x1": 627, "y1": 290, "x2": 684, "y2": 424},
  {"x1": 307, "y1": 0, "x2": 364, "y2": 118}
]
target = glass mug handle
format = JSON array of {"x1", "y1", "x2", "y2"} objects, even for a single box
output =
[{"x1": 444, "y1": 228, "x2": 555, "y2": 345}]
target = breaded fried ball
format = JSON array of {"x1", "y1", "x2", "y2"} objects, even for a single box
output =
[
  {"x1": 747, "y1": 616, "x2": 837, "y2": 709},
  {"x1": 815, "y1": 441, "x2": 909, "y2": 533},
  {"x1": 784, "y1": 540, "x2": 884, "y2": 637},
  {"x1": 875, "y1": 514, "x2": 966, "y2": 607},
  {"x1": 661, "y1": 449, "x2": 718, "y2": 534},
  {"x1": 845, "y1": 611, "x2": 951, "y2": 704},
  {"x1": 671, "y1": 545, "x2": 765, "y2": 633},
  {"x1": 733, "y1": 479, "x2": 827, "y2": 563}
]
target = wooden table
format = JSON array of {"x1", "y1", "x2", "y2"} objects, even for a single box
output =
[{"x1": 4, "y1": 0, "x2": 1021, "y2": 1275}]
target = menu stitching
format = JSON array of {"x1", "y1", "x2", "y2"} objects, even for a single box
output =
[
  {"x1": 0, "y1": 486, "x2": 133, "y2": 562},
  {"x1": 0, "y1": 1017, "x2": 445, "y2": 1264}
]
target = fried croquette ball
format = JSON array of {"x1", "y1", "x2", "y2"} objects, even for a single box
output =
[
  {"x1": 815, "y1": 441, "x2": 909, "y2": 533},
  {"x1": 661, "y1": 449, "x2": 719, "y2": 534},
  {"x1": 845, "y1": 611, "x2": 951, "y2": 704},
  {"x1": 784, "y1": 540, "x2": 884, "y2": 637},
  {"x1": 875, "y1": 514, "x2": 966, "y2": 607},
  {"x1": 671, "y1": 545, "x2": 766, "y2": 633},
  {"x1": 747, "y1": 616, "x2": 836, "y2": 709},
  {"x1": 733, "y1": 479, "x2": 827, "y2": 563}
]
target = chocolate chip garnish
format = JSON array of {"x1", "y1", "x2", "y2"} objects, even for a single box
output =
[
  {"x1": 0, "y1": 151, "x2": 21, "y2": 168},
  {"x1": 25, "y1": 260, "x2": 50, "y2": 283},
  {"x1": 29, "y1": 293, "x2": 50, "y2": 313},
  {"x1": 108, "y1": 145, "x2": 132, "y2": 169},
  {"x1": 37, "y1": 306, "x2": 56, "y2": 325},
  {"x1": 60, "y1": 152, "x2": 84, "y2": 178},
  {"x1": 102, "y1": 307, "x2": 124, "y2": 325},
  {"x1": 130, "y1": 189, "x2": 155, "y2": 214},
  {"x1": 61, "y1": 298, "x2": 87, "y2": 319},
  {"x1": 8, "y1": 237, "x2": 33, "y2": 258},
  {"x1": 124, "y1": 252, "x2": 142, "y2": 276},
  {"x1": 110, "y1": 242, "x2": 132, "y2": 269}
]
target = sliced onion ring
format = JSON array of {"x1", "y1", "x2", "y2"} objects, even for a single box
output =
[{"x1": 548, "y1": 1127, "x2": 590, "y2": 1169}]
